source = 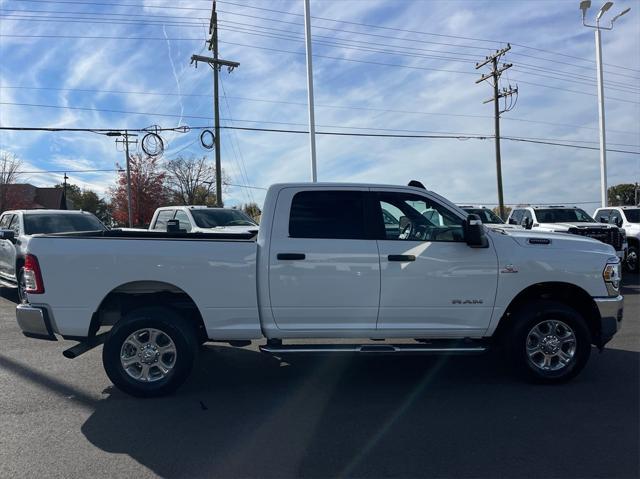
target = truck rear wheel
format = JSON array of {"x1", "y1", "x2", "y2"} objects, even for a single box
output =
[
  {"x1": 505, "y1": 300, "x2": 591, "y2": 383},
  {"x1": 626, "y1": 244, "x2": 638, "y2": 274},
  {"x1": 102, "y1": 307, "x2": 198, "y2": 397}
]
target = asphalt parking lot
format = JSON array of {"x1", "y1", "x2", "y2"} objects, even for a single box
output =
[{"x1": 0, "y1": 277, "x2": 638, "y2": 479}]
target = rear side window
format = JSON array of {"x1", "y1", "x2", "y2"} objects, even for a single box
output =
[
  {"x1": 289, "y1": 191, "x2": 366, "y2": 239},
  {"x1": 153, "y1": 210, "x2": 175, "y2": 231},
  {"x1": 9, "y1": 215, "x2": 21, "y2": 235}
]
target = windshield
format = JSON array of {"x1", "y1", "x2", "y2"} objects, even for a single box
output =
[
  {"x1": 534, "y1": 208, "x2": 595, "y2": 223},
  {"x1": 191, "y1": 209, "x2": 257, "y2": 228},
  {"x1": 24, "y1": 213, "x2": 106, "y2": 234},
  {"x1": 623, "y1": 209, "x2": 640, "y2": 223},
  {"x1": 463, "y1": 208, "x2": 504, "y2": 224}
]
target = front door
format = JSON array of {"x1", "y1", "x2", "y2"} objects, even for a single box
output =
[
  {"x1": 268, "y1": 188, "x2": 380, "y2": 331},
  {"x1": 372, "y1": 189, "x2": 498, "y2": 336}
]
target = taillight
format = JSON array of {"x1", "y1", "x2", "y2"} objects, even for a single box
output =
[{"x1": 24, "y1": 254, "x2": 45, "y2": 294}]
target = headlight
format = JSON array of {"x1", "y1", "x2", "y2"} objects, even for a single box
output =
[{"x1": 603, "y1": 258, "x2": 621, "y2": 296}]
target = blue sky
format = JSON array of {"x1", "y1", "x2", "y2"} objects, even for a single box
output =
[{"x1": 0, "y1": 0, "x2": 638, "y2": 210}]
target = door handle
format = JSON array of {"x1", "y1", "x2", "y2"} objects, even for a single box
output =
[
  {"x1": 388, "y1": 254, "x2": 416, "y2": 262},
  {"x1": 277, "y1": 253, "x2": 306, "y2": 261}
]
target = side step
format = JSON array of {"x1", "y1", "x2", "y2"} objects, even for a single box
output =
[{"x1": 259, "y1": 342, "x2": 487, "y2": 355}]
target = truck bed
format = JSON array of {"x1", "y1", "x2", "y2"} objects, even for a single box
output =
[{"x1": 26, "y1": 231, "x2": 261, "y2": 339}]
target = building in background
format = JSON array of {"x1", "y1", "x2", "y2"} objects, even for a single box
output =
[{"x1": 0, "y1": 184, "x2": 69, "y2": 212}]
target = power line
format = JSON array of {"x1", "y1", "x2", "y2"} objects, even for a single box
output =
[
  {"x1": 2, "y1": 125, "x2": 638, "y2": 155},
  {"x1": 3, "y1": 84, "x2": 638, "y2": 136}
]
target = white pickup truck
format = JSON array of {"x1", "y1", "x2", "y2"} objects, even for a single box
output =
[{"x1": 16, "y1": 183, "x2": 624, "y2": 397}]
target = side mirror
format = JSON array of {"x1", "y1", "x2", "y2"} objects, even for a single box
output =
[
  {"x1": 465, "y1": 214, "x2": 488, "y2": 248},
  {"x1": 615, "y1": 218, "x2": 623, "y2": 227},
  {"x1": 522, "y1": 217, "x2": 533, "y2": 230},
  {"x1": 599, "y1": 216, "x2": 608, "y2": 224},
  {"x1": 508, "y1": 218, "x2": 518, "y2": 225},
  {"x1": 0, "y1": 229, "x2": 15, "y2": 242}
]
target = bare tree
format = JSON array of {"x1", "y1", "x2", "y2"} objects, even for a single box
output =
[
  {"x1": 165, "y1": 156, "x2": 228, "y2": 206},
  {"x1": 0, "y1": 152, "x2": 23, "y2": 212}
]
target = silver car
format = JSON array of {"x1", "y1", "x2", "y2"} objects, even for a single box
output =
[{"x1": 0, "y1": 210, "x2": 106, "y2": 302}]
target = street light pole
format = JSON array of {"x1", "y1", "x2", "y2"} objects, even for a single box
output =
[
  {"x1": 579, "y1": 1, "x2": 631, "y2": 208},
  {"x1": 303, "y1": 0, "x2": 318, "y2": 182},
  {"x1": 594, "y1": 25, "x2": 608, "y2": 208}
]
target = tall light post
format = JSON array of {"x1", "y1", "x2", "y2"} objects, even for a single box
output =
[{"x1": 580, "y1": 1, "x2": 631, "y2": 208}]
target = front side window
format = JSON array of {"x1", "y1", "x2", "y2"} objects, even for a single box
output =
[
  {"x1": 609, "y1": 210, "x2": 622, "y2": 226},
  {"x1": 509, "y1": 209, "x2": 523, "y2": 224},
  {"x1": 289, "y1": 191, "x2": 367, "y2": 239},
  {"x1": 375, "y1": 192, "x2": 464, "y2": 242},
  {"x1": 24, "y1": 214, "x2": 105, "y2": 235},
  {"x1": 534, "y1": 208, "x2": 594, "y2": 223},
  {"x1": 595, "y1": 209, "x2": 610, "y2": 223},
  {"x1": 174, "y1": 211, "x2": 193, "y2": 232}
]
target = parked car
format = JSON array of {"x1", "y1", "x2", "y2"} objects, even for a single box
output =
[
  {"x1": 507, "y1": 206, "x2": 627, "y2": 259},
  {"x1": 0, "y1": 210, "x2": 106, "y2": 302},
  {"x1": 16, "y1": 183, "x2": 623, "y2": 397},
  {"x1": 593, "y1": 206, "x2": 639, "y2": 273},
  {"x1": 458, "y1": 205, "x2": 520, "y2": 228},
  {"x1": 148, "y1": 206, "x2": 259, "y2": 235}
]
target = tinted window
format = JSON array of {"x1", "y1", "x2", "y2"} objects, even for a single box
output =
[
  {"x1": 191, "y1": 209, "x2": 256, "y2": 228},
  {"x1": 376, "y1": 192, "x2": 464, "y2": 242},
  {"x1": 153, "y1": 210, "x2": 175, "y2": 231},
  {"x1": 534, "y1": 208, "x2": 594, "y2": 223},
  {"x1": 289, "y1": 191, "x2": 366, "y2": 239},
  {"x1": 24, "y1": 213, "x2": 105, "y2": 234},
  {"x1": 623, "y1": 209, "x2": 640, "y2": 223},
  {"x1": 174, "y1": 211, "x2": 192, "y2": 232}
]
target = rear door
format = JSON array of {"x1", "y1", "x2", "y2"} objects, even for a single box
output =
[
  {"x1": 268, "y1": 187, "x2": 380, "y2": 331},
  {"x1": 372, "y1": 189, "x2": 498, "y2": 335}
]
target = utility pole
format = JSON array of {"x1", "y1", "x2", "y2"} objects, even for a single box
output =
[
  {"x1": 115, "y1": 131, "x2": 138, "y2": 227},
  {"x1": 62, "y1": 172, "x2": 68, "y2": 210},
  {"x1": 303, "y1": 0, "x2": 317, "y2": 182},
  {"x1": 191, "y1": 0, "x2": 239, "y2": 207},
  {"x1": 580, "y1": 1, "x2": 631, "y2": 208},
  {"x1": 476, "y1": 44, "x2": 517, "y2": 220}
]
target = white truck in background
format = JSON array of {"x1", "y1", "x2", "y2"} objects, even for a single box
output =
[
  {"x1": 14, "y1": 183, "x2": 623, "y2": 397},
  {"x1": 148, "y1": 205, "x2": 258, "y2": 235},
  {"x1": 593, "y1": 206, "x2": 640, "y2": 273}
]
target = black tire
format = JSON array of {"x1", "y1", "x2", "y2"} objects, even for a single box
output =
[
  {"x1": 17, "y1": 268, "x2": 26, "y2": 304},
  {"x1": 103, "y1": 306, "x2": 198, "y2": 398},
  {"x1": 625, "y1": 244, "x2": 638, "y2": 274},
  {"x1": 504, "y1": 300, "x2": 591, "y2": 384}
]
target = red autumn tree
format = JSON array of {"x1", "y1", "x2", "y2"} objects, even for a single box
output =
[{"x1": 109, "y1": 154, "x2": 170, "y2": 227}]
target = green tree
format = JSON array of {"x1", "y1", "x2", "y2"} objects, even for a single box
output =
[
  {"x1": 608, "y1": 183, "x2": 638, "y2": 206},
  {"x1": 55, "y1": 183, "x2": 111, "y2": 224}
]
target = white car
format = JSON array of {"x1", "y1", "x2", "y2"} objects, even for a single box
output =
[
  {"x1": 593, "y1": 206, "x2": 639, "y2": 273},
  {"x1": 148, "y1": 205, "x2": 258, "y2": 235},
  {"x1": 507, "y1": 206, "x2": 626, "y2": 259},
  {"x1": 17, "y1": 183, "x2": 623, "y2": 397}
]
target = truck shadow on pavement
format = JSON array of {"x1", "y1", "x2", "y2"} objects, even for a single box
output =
[{"x1": 81, "y1": 345, "x2": 639, "y2": 479}]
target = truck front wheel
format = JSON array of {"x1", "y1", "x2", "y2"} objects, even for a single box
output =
[
  {"x1": 102, "y1": 307, "x2": 198, "y2": 397},
  {"x1": 505, "y1": 300, "x2": 592, "y2": 383}
]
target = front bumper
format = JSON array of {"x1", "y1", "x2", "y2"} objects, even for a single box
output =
[
  {"x1": 16, "y1": 304, "x2": 57, "y2": 341},
  {"x1": 593, "y1": 295, "x2": 624, "y2": 347}
]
